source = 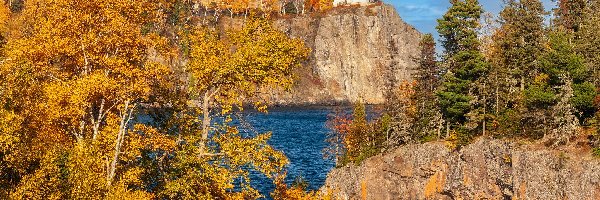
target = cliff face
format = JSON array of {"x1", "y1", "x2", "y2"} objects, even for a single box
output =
[
  {"x1": 265, "y1": 4, "x2": 420, "y2": 105},
  {"x1": 321, "y1": 139, "x2": 600, "y2": 200}
]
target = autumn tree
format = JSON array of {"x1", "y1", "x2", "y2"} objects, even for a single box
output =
[
  {"x1": 386, "y1": 81, "x2": 417, "y2": 145},
  {"x1": 0, "y1": 0, "x2": 175, "y2": 198},
  {"x1": 0, "y1": 2, "x2": 8, "y2": 43},
  {"x1": 142, "y1": 16, "x2": 311, "y2": 198},
  {"x1": 0, "y1": 1, "x2": 312, "y2": 199},
  {"x1": 185, "y1": 16, "x2": 308, "y2": 153},
  {"x1": 326, "y1": 102, "x2": 390, "y2": 166},
  {"x1": 271, "y1": 173, "x2": 331, "y2": 200},
  {"x1": 436, "y1": 0, "x2": 489, "y2": 144},
  {"x1": 305, "y1": 0, "x2": 333, "y2": 12}
]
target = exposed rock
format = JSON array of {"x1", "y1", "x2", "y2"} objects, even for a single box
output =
[
  {"x1": 278, "y1": 4, "x2": 420, "y2": 105},
  {"x1": 222, "y1": 4, "x2": 421, "y2": 105},
  {"x1": 321, "y1": 138, "x2": 600, "y2": 199}
]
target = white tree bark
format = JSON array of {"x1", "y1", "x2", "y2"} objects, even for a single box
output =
[{"x1": 107, "y1": 100, "x2": 136, "y2": 186}]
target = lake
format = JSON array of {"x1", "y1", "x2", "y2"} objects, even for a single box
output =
[
  {"x1": 235, "y1": 105, "x2": 384, "y2": 198},
  {"x1": 238, "y1": 106, "x2": 338, "y2": 197}
]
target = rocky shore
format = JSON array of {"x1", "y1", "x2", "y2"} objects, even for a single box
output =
[{"x1": 321, "y1": 138, "x2": 600, "y2": 199}]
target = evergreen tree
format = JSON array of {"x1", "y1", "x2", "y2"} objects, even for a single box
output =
[
  {"x1": 576, "y1": 0, "x2": 600, "y2": 86},
  {"x1": 412, "y1": 34, "x2": 443, "y2": 140},
  {"x1": 549, "y1": 76, "x2": 579, "y2": 145},
  {"x1": 553, "y1": 0, "x2": 587, "y2": 32},
  {"x1": 488, "y1": 0, "x2": 546, "y2": 136},
  {"x1": 436, "y1": 0, "x2": 489, "y2": 142},
  {"x1": 415, "y1": 34, "x2": 439, "y2": 97},
  {"x1": 500, "y1": 0, "x2": 545, "y2": 93},
  {"x1": 577, "y1": 0, "x2": 600, "y2": 149},
  {"x1": 537, "y1": 30, "x2": 596, "y2": 120}
]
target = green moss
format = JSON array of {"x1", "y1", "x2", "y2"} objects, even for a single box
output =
[{"x1": 593, "y1": 148, "x2": 600, "y2": 157}]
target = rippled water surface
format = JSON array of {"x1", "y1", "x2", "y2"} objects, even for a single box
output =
[{"x1": 238, "y1": 106, "x2": 338, "y2": 197}]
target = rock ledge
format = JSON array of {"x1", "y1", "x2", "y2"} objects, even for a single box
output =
[{"x1": 322, "y1": 138, "x2": 600, "y2": 199}]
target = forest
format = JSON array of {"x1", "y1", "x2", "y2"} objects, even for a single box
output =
[
  {"x1": 328, "y1": 0, "x2": 600, "y2": 168},
  {"x1": 1, "y1": 0, "x2": 600, "y2": 199},
  {"x1": 0, "y1": 0, "x2": 333, "y2": 199}
]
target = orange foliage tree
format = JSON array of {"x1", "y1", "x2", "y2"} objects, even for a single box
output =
[
  {"x1": 0, "y1": 1, "x2": 313, "y2": 199},
  {"x1": 305, "y1": 0, "x2": 332, "y2": 12}
]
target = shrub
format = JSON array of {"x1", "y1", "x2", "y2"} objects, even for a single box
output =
[{"x1": 325, "y1": 103, "x2": 388, "y2": 166}]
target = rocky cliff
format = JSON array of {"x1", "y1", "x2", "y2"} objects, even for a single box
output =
[
  {"x1": 223, "y1": 4, "x2": 421, "y2": 105},
  {"x1": 277, "y1": 4, "x2": 420, "y2": 105},
  {"x1": 321, "y1": 138, "x2": 600, "y2": 199}
]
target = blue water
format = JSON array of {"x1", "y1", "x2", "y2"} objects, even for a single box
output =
[{"x1": 236, "y1": 106, "x2": 339, "y2": 197}]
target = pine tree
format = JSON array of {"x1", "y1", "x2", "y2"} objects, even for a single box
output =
[
  {"x1": 436, "y1": 0, "x2": 489, "y2": 143},
  {"x1": 576, "y1": 0, "x2": 600, "y2": 86},
  {"x1": 412, "y1": 34, "x2": 443, "y2": 140},
  {"x1": 488, "y1": 0, "x2": 546, "y2": 136},
  {"x1": 553, "y1": 0, "x2": 587, "y2": 32},
  {"x1": 538, "y1": 29, "x2": 596, "y2": 120},
  {"x1": 548, "y1": 76, "x2": 579, "y2": 146}
]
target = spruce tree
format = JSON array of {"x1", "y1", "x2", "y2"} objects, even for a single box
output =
[
  {"x1": 538, "y1": 30, "x2": 596, "y2": 120},
  {"x1": 412, "y1": 34, "x2": 443, "y2": 140},
  {"x1": 415, "y1": 34, "x2": 439, "y2": 97},
  {"x1": 576, "y1": 0, "x2": 600, "y2": 86},
  {"x1": 488, "y1": 0, "x2": 546, "y2": 136},
  {"x1": 553, "y1": 0, "x2": 587, "y2": 32},
  {"x1": 436, "y1": 0, "x2": 489, "y2": 142}
]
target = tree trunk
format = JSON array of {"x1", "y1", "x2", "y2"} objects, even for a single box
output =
[
  {"x1": 437, "y1": 119, "x2": 442, "y2": 139},
  {"x1": 483, "y1": 82, "x2": 487, "y2": 136},
  {"x1": 446, "y1": 122, "x2": 450, "y2": 138},
  {"x1": 107, "y1": 100, "x2": 135, "y2": 187},
  {"x1": 520, "y1": 76, "x2": 525, "y2": 91},
  {"x1": 201, "y1": 91, "x2": 211, "y2": 152},
  {"x1": 495, "y1": 73, "x2": 499, "y2": 114},
  {"x1": 91, "y1": 99, "x2": 107, "y2": 141}
]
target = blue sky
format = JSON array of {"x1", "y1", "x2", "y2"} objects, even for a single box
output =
[{"x1": 386, "y1": 0, "x2": 556, "y2": 36}]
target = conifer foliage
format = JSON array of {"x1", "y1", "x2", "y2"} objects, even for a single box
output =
[
  {"x1": 328, "y1": 0, "x2": 600, "y2": 164},
  {"x1": 436, "y1": 0, "x2": 488, "y2": 145}
]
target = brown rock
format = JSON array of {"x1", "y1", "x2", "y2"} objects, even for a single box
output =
[
  {"x1": 221, "y1": 4, "x2": 421, "y2": 105},
  {"x1": 322, "y1": 138, "x2": 600, "y2": 200}
]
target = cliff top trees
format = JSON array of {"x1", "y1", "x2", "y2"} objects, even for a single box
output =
[
  {"x1": 437, "y1": 0, "x2": 483, "y2": 57},
  {"x1": 576, "y1": 0, "x2": 600, "y2": 85},
  {"x1": 436, "y1": 0, "x2": 488, "y2": 143},
  {"x1": 553, "y1": 0, "x2": 587, "y2": 32},
  {"x1": 410, "y1": 34, "x2": 443, "y2": 141},
  {"x1": 499, "y1": 0, "x2": 545, "y2": 90},
  {"x1": 486, "y1": 0, "x2": 547, "y2": 137}
]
